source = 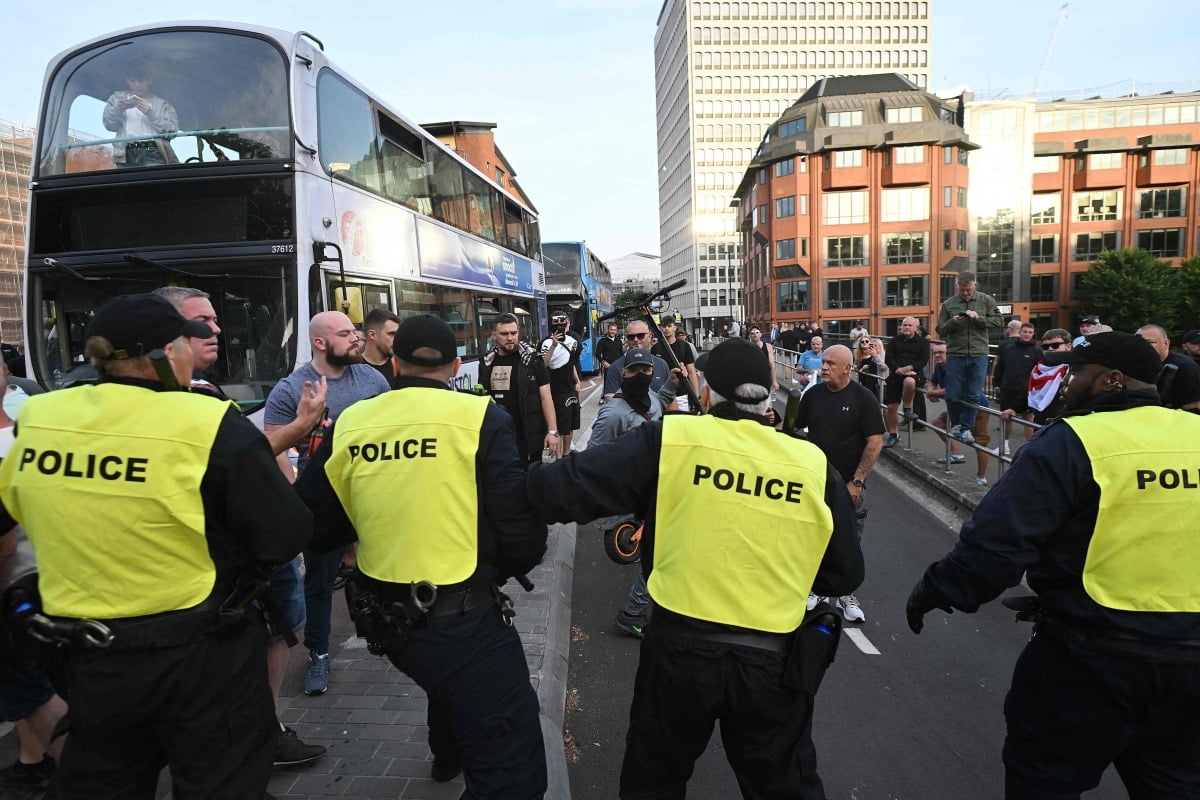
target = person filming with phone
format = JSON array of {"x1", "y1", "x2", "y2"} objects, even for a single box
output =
[
  {"x1": 102, "y1": 59, "x2": 179, "y2": 168},
  {"x1": 935, "y1": 271, "x2": 1002, "y2": 445}
]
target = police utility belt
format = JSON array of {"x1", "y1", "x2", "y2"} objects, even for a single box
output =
[
  {"x1": 3, "y1": 568, "x2": 275, "y2": 653},
  {"x1": 345, "y1": 572, "x2": 513, "y2": 656},
  {"x1": 649, "y1": 605, "x2": 843, "y2": 695},
  {"x1": 1004, "y1": 597, "x2": 1200, "y2": 666}
]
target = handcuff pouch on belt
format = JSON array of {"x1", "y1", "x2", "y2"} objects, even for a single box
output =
[
  {"x1": 783, "y1": 602, "x2": 843, "y2": 695},
  {"x1": 225, "y1": 565, "x2": 297, "y2": 646},
  {"x1": 1, "y1": 567, "x2": 282, "y2": 656},
  {"x1": 344, "y1": 572, "x2": 438, "y2": 656},
  {"x1": 3, "y1": 573, "x2": 115, "y2": 655}
]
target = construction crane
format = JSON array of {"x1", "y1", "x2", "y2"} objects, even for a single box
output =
[{"x1": 1033, "y1": 3, "x2": 1070, "y2": 98}]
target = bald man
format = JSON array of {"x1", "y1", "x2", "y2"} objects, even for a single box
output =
[
  {"x1": 264, "y1": 311, "x2": 390, "y2": 698},
  {"x1": 793, "y1": 344, "x2": 885, "y2": 623}
]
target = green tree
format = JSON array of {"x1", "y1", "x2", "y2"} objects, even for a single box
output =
[
  {"x1": 614, "y1": 288, "x2": 646, "y2": 329},
  {"x1": 1076, "y1": 248, "x2": 1180, "y2": 333},
  {"x1": 1176, "y1": 256, "x2": 1200, "y2": 334}
]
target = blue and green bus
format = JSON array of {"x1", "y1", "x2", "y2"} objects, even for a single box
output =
[{"x1": 541, "y1": 242, "x2": 613, "y2": 374}]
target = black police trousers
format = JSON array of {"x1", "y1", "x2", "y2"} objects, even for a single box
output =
[
  {"x1": 1003, "y1": 631, "x2": 1200, "y2": 799},
  {"x1": 619, "y1": 633, "x2": 825, "y2": 800},
  {"x1": 50, "y1": 614, "x2": 275, "y2": 800},
  {"x1": 389, "y1": 602, "x2": 547, "y2": 799}
]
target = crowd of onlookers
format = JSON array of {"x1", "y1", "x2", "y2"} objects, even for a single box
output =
[{"x1": 729, "y1": 272, "x2": 1200, "y2": 477}]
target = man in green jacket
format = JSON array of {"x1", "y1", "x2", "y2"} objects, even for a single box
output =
[{"x1": 934, "y1": 271, "x2": 1002, "y2": 444}]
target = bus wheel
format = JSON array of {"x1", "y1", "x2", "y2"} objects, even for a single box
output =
[{"x1": 603, "y1": 521, "x2": 643, "y2": 565}]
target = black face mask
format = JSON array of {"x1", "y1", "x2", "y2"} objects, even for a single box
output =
[{"x1": 621, "y1": 373, "x2": 653, "y2": 411}]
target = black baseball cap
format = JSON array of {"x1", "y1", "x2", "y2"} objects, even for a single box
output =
[
  {"x1": 1080, "y1": 316, "x2": 1099, "y2": 325},
  {"x1": 1042, "y1": 331, "x2": 1162, "y2": 384},
  {"x1": 86, "y1": 293, "x2": 213, "y2": 359},
  {"x1": 623, "y1": 348, "x2": 655, "y2": 369},
  {"x1": 393, "y1": 314, "x2": 457, "y2": 366},
  {"x1": 1182, "y1": 329, "x2": 1200, "y2": 345},
  {"x1": 695, "y1": 338, "x2": 772, "y2": 401}
]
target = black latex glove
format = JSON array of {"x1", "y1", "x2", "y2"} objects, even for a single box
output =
[{"x1": 906, "y1": 576, "x2": 953, "y2": 634}]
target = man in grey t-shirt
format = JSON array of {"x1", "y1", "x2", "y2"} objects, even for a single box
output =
[{"x1": 265, "y1": 311, "x2": 389, "y2": 697}]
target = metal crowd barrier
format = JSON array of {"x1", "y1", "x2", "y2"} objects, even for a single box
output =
[{"x1": 767, "y1": 342, "x2": 1043, "y2": 487}]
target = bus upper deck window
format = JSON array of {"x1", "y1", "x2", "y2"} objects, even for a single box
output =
[{"x1": 39, "y1": 30, "x2": 291, "y2": 176}]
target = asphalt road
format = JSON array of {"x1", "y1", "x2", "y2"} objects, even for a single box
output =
[{"x1": 565, "y1": 460, "x2": 1126, "y2": 799}]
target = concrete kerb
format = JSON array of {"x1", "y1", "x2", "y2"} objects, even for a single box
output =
[
  {"x1": 539, "y1": 520, "x2": 575, "y2": 799},
  {"x1": 537, "y1": 376, "x2": 603, "y2": 799}
]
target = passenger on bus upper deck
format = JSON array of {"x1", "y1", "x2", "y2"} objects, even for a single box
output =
[{"x1": 101, "y1": 59, "x2": 179, "y2": 168}]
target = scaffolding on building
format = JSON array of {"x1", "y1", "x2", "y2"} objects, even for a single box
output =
[{"x1": 0, "y1": 120, "x2": 33, "y2": 347}]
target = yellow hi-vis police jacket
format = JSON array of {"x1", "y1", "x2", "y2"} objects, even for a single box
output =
[
  {"x1": 0, "y1": 384, "x2": 230, "y2": 619},
  {"x1": 1065, "y1": 406, "x2": 1200, "y2": 613},
  {"x1": 324, "y1": 386, "x2": 488, "y2": 586},
  {"x1": 649, "y1": 414, "x2": 834, "y2": 633}
]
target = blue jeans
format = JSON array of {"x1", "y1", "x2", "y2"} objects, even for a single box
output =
[
  {"x1": 302, "y1": 545, "x2": 345, "y2": 655},
  {"x1": 945, "y1": 356, "x2": 988, "y2": 432}
]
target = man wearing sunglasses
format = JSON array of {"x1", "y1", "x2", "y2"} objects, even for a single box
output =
[
  {"x1": 1027, "y1": 329, "x2": 1072, "y2": 426},
  {"x1": 602, "y1": 320, "x2": 673, "y2": 400}
]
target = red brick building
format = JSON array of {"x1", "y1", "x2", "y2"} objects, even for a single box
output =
[
  {"x1": 1024, "y1": 97, "x2": 1200, "y2": 332},
  {"x1": 735, "y1": 74, "x2": 975, "y2": 339}
]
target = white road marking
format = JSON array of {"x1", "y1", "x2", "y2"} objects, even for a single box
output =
[
  {"x1": 844, "y1": 627, "x2": 881, "y2": 655},
  {"x1": 342, "y1": 634, "x2": 368, "y2": 650}
]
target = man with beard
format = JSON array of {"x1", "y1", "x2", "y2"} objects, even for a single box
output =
[
  {"x1": 361, "y1": 307, "x2": 401, "y2": 383},
  {"x1": 265, "y1": 311, "x2": 390, "y2": 697},
  {"x1": 907, "y1": 332, "x2": 1200, "y2": 797},
  {"x1": 479, "y1": 313, "x2": 560, "y2": 464}
]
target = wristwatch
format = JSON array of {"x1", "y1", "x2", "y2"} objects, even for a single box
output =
[
  {"x1": 548, "y1": 430, "x2": 560, "y2": 437},
  {"x1": 852, "y1": 478, "x2": 866, "y2": 488}
]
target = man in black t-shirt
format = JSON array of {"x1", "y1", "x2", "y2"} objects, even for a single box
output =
[
  {"x1": 595, "y1": 322, "x2": 624, "y2": 376},
  {"x1": 794, "y1": 344, "x2": 884, "y2": 624},
  {"x1": 772, "y1": 321, "x2": 801, "y2": 352},
  {"x1": 1136, "y1": 324, "x2": 1200, "y2": 410},
  {"x1": 650, "y1": 315, "x2": 698, "y2": 411},
  {"x1": 362, "y1": 308, "x2": 401, "y2": 383}
]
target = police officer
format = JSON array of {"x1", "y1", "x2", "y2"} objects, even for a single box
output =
[
  {"x1": 0, "y1": 293, "x2": 313, "y2": 799},
  {"x1": 528, "y1": 337, "x2": 863, "y2": 798},
  {"x1": 296, "y1": 314, "x2": 548, "y2": 797},
  {"x1": 907, "y1": 332, "x2": 1200, "y2": 798}
]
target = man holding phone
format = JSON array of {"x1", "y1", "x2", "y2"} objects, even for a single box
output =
[
  {"x1": 539, "y1": 312, "x2": 582, "y2": 455},
  {"x1": 936, "y1": 271, "x2": 1002, "y2": 444},
  {"x1": 101, "y1": 59, "x2": 179, "y2": 167}
]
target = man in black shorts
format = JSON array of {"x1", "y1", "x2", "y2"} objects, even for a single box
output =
[
  {"x1": 883, "y1": 316, "x2": 928, "y2": 447},
  {"x1": 539, "y1": 311, "x2": 582, "y2": 454}
]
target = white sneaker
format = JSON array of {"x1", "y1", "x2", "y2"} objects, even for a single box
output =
[
  {"x1": 836, "y1": 595, "x2": 865, "y2": 623},
  {"x1": 1002, "y1": 440, "x2": 1011, "y2": 456},
  {"x1": 807, "y1": 593, "x2": 827, "y2": 611}
]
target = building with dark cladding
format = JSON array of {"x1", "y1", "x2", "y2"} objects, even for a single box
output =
[{"x1": 735, "y1": 73, "x2": 976, "y2": 339}]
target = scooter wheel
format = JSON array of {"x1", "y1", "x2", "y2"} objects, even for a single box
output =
[{"x1": 603, "y1": 521, "x2": 642, "y2": 565}]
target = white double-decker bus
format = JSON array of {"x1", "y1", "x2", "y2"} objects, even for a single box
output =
[{"x1": 26, "y1": 21, "x2": 546, "y2": 414}]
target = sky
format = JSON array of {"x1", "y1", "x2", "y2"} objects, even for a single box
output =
[{"x1": 3, "y1": 0, "x2": 1199, "y2": 264}]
